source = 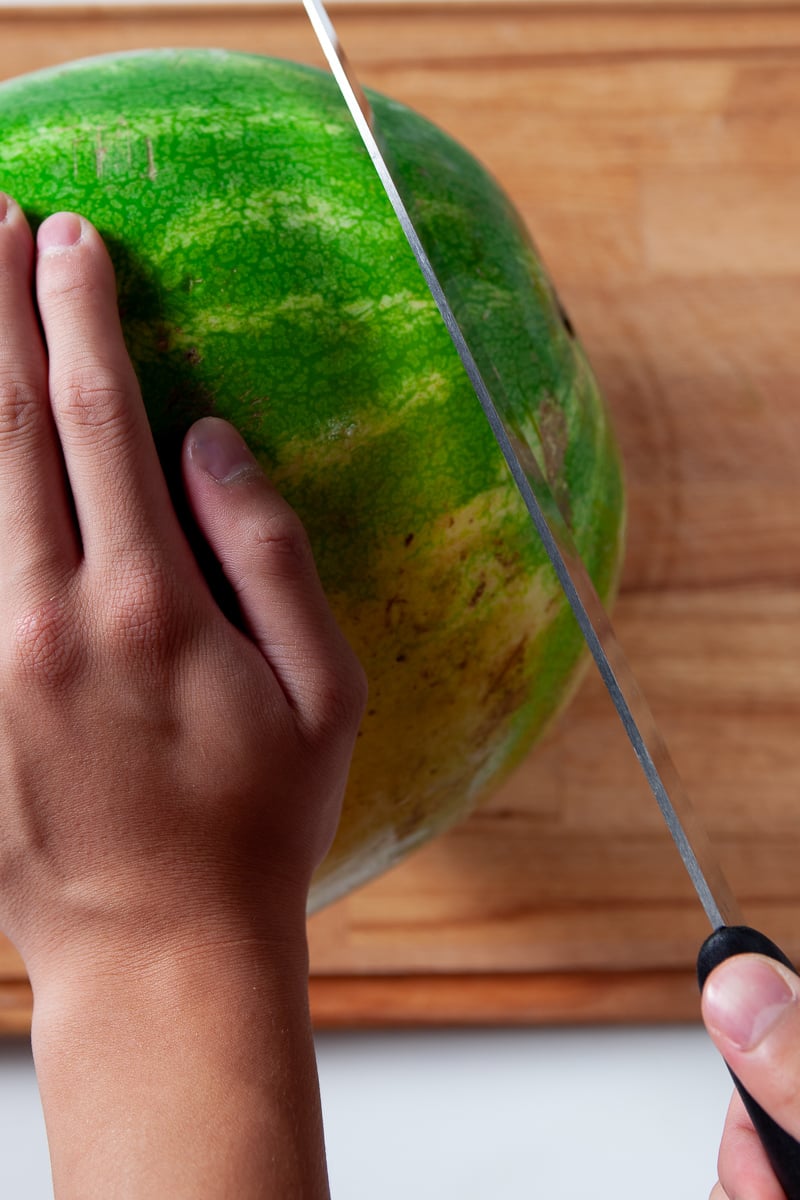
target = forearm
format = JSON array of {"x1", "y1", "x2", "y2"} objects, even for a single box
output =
[{"x1": 30, "y1": 935, "x2": 330, "y2": 1199}]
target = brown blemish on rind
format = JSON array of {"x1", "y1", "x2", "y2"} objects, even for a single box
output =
[
  {"x1": 537, "y1": 398, "x2": 572, "y2": 524},
  {"x1": 384, "y1": 595, "x2": 407, "y2": 630},
  {"x1": 468, "y1": 577, "x2": 487, "y2": 608},
  {"x1": 484, "y1": 636, "x2": 528, "y2": 701}
]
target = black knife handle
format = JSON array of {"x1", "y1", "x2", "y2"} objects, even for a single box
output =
[{"x1": 698, "y1": 926, "x2": 800, "y2": 1199}]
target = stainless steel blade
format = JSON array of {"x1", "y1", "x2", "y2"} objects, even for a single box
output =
[{"x1": 302, "y1": 0, "x2": 742, "y2": 931}]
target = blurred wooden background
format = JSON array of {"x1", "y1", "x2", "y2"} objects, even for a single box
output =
[{"x1": 0, "y1": 2, "x2": 799, "y2": 1029}]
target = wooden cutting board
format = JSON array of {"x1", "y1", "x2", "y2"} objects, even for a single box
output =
[{"x1": 0, "y1": 1, "x2": 798, "y2": 1032}]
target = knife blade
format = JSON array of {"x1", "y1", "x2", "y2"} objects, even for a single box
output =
[
  {"x1": 301, "y1": 2, "x2": 800, "y2": 1192},
  {"x1": 302, "y1": 0, "x2": 736, "y2": 933}
]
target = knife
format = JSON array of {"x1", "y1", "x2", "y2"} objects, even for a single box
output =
[{"x1": 302, "y1": 0, "x2": 800, "y2": 1191}]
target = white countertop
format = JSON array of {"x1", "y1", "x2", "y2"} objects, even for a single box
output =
[{"x1": 0, "y1": 1025, "x2": 731, "y2": 1197}]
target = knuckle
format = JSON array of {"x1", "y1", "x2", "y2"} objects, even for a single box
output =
[
  {"x1": 52, "y1": 369, "x2": 132, "y2": 436},
  {"x1": 101, "y1": 555, "x2": 179, "y2": 659},
  {"x1": 249, "y1": 507, "x2": 315, "y2": 577},
  {"x1": 37, "y1": 263, "x2": 99, "y2": 312},
  {"x1": 7, "y1": 595, "x2": 82, "y2": 693},
  {"x1": 0, "y1": 376, "x2": 42, "y2": 440}
]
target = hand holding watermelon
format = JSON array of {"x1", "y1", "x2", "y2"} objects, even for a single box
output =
[{"x1": 0, "y1": 193, "x2": 361, "y2": 1195}]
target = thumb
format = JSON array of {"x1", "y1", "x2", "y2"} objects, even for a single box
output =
[
  {"x1": 181, "y1": 416, "x2": 366, "y2": 734},
  {"x1": 703, "y1": 953, "x2": 800, "y2": 1194}
]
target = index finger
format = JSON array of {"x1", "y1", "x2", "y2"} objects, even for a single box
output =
[
  {"x1": 34, "y1": 213, "x2": 185, "y2": 570},
  {"x1": 0, "y1": 196, "x2": 79, "y2": 587}
]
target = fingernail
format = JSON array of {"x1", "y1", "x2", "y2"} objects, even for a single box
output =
[
  {"x1": 37, "y1": 212, "x2": 83, "y2": 253},
  {"x1": 0, "y1": 193, "x2": 9, "y2": 224},
  {"x1": 704, "y1": 956, "x2": 798, "y2": 1051},
  {"x1": 188, "y1": 417, "x2": 259, "y2": 484}
]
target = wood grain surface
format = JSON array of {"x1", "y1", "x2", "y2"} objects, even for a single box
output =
[{"x1": 0, "y1": 2, "x2": 799, "y2": 1029}]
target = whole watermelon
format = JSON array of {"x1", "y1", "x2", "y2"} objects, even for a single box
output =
[{"x1": 0, "y1": 50, "x2": 625, "y2": 910}]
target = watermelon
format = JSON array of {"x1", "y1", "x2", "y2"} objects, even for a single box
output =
[{"x1": 0, "y1": 49, "x2": 625, "y2": 910}]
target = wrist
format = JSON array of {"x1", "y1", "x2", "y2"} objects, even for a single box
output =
[
  {"x1": 23, "y1": 867, "x2": 311, "y2": 995},
  {"x1": 29, "y1": 915, "x2": 328, "y2": 1199},
  {"x1": 30, "y1": 901, "x2": 313, "y2": 1070}
]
